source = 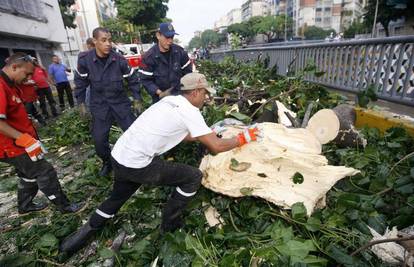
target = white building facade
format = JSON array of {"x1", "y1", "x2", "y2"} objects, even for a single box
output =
[{"x1": 0, "y1": 0, "x2": 66, "y2": 69}]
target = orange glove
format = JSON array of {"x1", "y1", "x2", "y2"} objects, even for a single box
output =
[
  {"x1": 15, "y1": 133, "x2": 46, "y2": 161},
  {"x1": 237, "y1": 127, "x2": 260, "y2": 147}
]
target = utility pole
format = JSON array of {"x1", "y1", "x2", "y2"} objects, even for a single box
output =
[
  {"x1": 371, "y1": 0, "x2": 379, "y2": 38},
  {"x1": 284, "y1": 0, "x2": 288, "y2": 41}
]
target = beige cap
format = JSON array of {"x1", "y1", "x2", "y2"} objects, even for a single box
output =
[{"x1": 180, "y1": 72, "x2": 216, "y2": 95}]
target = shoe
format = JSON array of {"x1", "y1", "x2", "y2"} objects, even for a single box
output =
[
  {"x1": 99, "y1": 161, "x2": 112, "y2": 177},
  {"x1": 18, "y1": 202, "x2": 48, "y2": 214},
  {"x1": 58, "y1": 202, "x2": 84, "y2": 213},
  {"x1": 60, "y1": 221, "x2": 99, "y2": 254}
]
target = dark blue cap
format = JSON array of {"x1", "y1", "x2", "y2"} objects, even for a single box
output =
[{"x1": 158, "y1": 22, "x2": 178, "y2": 38}]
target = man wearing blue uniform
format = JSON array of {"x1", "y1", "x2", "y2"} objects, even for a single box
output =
[
  {"x1": 74, "y1": 27, "x2": 141, "y2": 177},
  {"x1": 139, "y1": 23, "x2": 192, "y2": 103}
]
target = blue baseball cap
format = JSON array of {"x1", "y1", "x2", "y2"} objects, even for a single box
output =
[{"x1": 159, "y1": 22, "x2": 178, "y2": 38}]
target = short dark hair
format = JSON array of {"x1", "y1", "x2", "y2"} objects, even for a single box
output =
[
  {"x1": 5, "y1": 52, "x2": 35, "y2": 66},
  {"x1": 86, "y1": 37, "x2": 94, "y2": 46},
  {"x1": 92, "y1": 27, "x2": 110, "y2": 39}
]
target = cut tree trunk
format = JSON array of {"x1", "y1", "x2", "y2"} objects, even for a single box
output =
[
  {"x1": 306, "y1": 104, "x2": 366, "y2": 147},
  {"x1": 332, "y1": 104, "x2": 367, "y2": 148}
]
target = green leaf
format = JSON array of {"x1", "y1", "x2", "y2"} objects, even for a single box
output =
[
  {"x1": 291, "y1": 202, "x2": 307, "y2": 220},
  {"x1": 292, "y1": 172, "x2": 304, "y2": 184},
  {"x1": 276, "y1": 239, "x2": 315, "y2": 259},
  {"x1": 99, "y1": 247, "x2": 115, "y2": 259},
  {"x1": 230, "y1": 158, "x2": 239, "y2": 168},
  {"x1": 305, "y1": 217, "x2": 321, "y2": 232},
  {"x1": 240, "y1": 187, "x2": 254, "y2": 196},
  {"x1": 36, "y1": 233, "x2": 58, "y2": 248},
  {"x1": 229, "y1": 112, "x2": 251, "y2": 123},
  {"x1": 328, "y1": 245, "x2": 355, "y2": 265}
]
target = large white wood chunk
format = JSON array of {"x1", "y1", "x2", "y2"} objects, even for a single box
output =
[{"x1": 200, "y1": 122, "x2": 359, "y2": 215}]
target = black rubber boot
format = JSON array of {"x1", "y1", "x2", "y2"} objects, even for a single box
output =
[
  {"x1": 160, "y1": 191, "x2": 191, "y2": 234},
  {"x1": 99, "y1": 161, "x2": 112, "y2": 177},
  {"x1": 17, "y1": 184, "x2": 48, "y2": 214},
  {"x1": 60, "y1": 221, "x2": 99, "y2": 255},
  {"x1": 51, "y1": 188, "x2": 84, "y2": 213}
]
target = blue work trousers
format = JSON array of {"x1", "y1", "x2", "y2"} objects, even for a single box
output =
[{"x1": 91, "y1": 110, "x2": 136, "y2": 162}]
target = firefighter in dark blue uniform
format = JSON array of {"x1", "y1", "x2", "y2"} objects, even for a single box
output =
[
  {"x1": 139, "y1": 23, "x2": 192, "y2": 103},
  {"x1": 75, "y1": 27, "x2": 141, "y2": 177}
]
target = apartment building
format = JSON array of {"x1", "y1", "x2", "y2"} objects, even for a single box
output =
[
  {"x1": 63, "y1": 0, "x2": 117, "y2": 55},
  {"x1": 214, "y1": 8, "x2": 242, "y2": 32},
  {"x1": 0, "y1": 0, "x2": 66, "y2": 69},
  {"x1": 241, "y1": 0, "x2": 271, "y2": 21}
]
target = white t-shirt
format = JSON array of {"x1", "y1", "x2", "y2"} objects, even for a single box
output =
[{"x1": 111, "y1": 95, "x2": 212, "y2": 168}]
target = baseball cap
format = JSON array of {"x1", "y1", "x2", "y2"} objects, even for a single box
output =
[
  {"x1": 180, "y1": 73, "x2": 216, "y2": 95},
  {"x1": 159, "y1": 22, "x2": 178, "y2": 38}
]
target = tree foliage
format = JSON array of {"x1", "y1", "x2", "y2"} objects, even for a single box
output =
[
  {"x1": 253, "y1": 15, "x2": 293, "y2": 42},
  {"x1": 343, "y1": 20, "x2": 368, "y2": 38},
  {"x1": 188, "y1": 36, "x2": 202, "y2": 50},
  {"x1": 58, "y1": 0, "x2": 76, "y2": 29},
  {"x1": 200, "y1": 30, "x2": 225, "y2": 48},
  {"x1": 363, "y1": 0, "x2": 411, "y2": 36},
  {"x1": 304, "y1": 26, "x2": 335, "y2": 40},
  {"x1": 114, "y1": 0, "x2": 169, "y2": 30},
  {"x1": 102, "y1": 18, "x2": 131, "y2": 43}
]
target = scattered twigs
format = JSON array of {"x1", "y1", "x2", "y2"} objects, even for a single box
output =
[
  {"x1": 350, "y1": 236, "x2": 414, "y2": 257},
  {"x1": 36, "y1": 258, "x2": 74, "y2": 267},
  {"x1": 390, "y1": 152, "x2": 414, "y2": 174},
  {"x1": 301, "y1": 102, "x2": 314, "y2": 128},
  {"x1": 284, "y1": 111, "x2": 300, "y2": 128},
  {"x1": 227, "y1": 207, "x2": 241, "y2": 233},
  {"x1": 250, "y1": 87, "x2": 299, "y2": 119}
]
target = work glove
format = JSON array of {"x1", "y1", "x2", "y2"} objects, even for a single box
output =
[
  {"x1": 132, "y1": 99, "x2": 143, "y2": 115},
  {"x1": 237, "y1": 125, "x2": 262, "y2": 147},
  {"x1": 15, "y1": 133, "x2": 47, "y2": 161},
  {"x1": 159, "y1": 87, "x2": 173, "y2": 99}
]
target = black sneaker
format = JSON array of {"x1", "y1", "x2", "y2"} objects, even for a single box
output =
[
  {"x1": 58, "y1": 202, "x2": 84, "y2": 214},
  {"x1": 99, "y1": 162, "x2": 112, "y2": 177},
  {"x1": 18, "y1": 202, "x2": 48, "y2": 214}
]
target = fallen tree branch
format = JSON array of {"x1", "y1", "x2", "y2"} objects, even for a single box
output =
[
  {"x1": 284, "y1": 111, "x2": 300, "y2": 128},
  {"x1": 301, "y1": 102, "x2": 314, "y2": 128},
  {"x1": 250, "y1": 87, "x2": 299, "y2": 119},
  {"x1": 350, "y1": 236, "x2": 414, "y2": 257}
]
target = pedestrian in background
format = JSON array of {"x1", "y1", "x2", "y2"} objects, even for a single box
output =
[
  {"x1": 139, "y1": 22, "x2": 192, "y2": 103},
  {"x1": 74, "y1": 27, "x2": 142, "y2": 177},
  {"x1": 32, "y1": 59, "x2": 58, "y2": 119},
  {"x1": 48, "y1": 55, "x2": 74, "y2": 111}
]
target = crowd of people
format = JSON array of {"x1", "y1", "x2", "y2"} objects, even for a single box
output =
[{"x1": 0, "y1": 23, "x2": 262, "y2": 256}]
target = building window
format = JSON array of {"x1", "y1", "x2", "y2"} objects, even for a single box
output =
[
  {"x1": 316, "y1": 7, "x2": 322, "y2": 11},
  {"x1": 325, "y1": 7, "x2": 331, "y2": 11},
  {"x1": 316, "y1": 17, "x2": 322, "y2": 22},
  {"x1": 0, "y1": 0, "x2": 45, "y2": 21}
]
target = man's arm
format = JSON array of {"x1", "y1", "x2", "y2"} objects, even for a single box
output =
[
  {"x1": 0, "y1": 120, "x2": 21, "y2": 139},
  {"x1": 181, "y1": 50, "x2": 192, "y2": 75},
  {"x1": 48, "y1": 65, "x2": 56, "y2": 84},
  {"x1": 196, "y1": 132, "x2": 240, "y2": 154},
  {"x1": 120, "y1": 58, "x2": 141, "y2": 100},
  {"x1": 74, "y1": 57, "x2": 90, "y2": 104},
  {"x1": 139, "y1": 54, "x2": 159, "y2": 96}
]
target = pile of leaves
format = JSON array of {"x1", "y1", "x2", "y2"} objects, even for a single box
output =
[{"x1": 0, "y1": 58, "x2": 413, "y2": 266}]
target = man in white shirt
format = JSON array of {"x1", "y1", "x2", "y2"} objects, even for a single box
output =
[{"x1": 60, "y1": 73, "x2": 261, "y2": 254}]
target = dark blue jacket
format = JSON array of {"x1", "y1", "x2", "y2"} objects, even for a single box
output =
[
  {"x1": 139, "y1": 43, "x2": 192, "y2": 102},
  {"x1": 74, "y1": 49, "x2": 141, "y2": 119}
]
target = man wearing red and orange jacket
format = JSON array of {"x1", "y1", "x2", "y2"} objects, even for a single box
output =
[
  {"x1": 0, "y1": 53, "x2": 82, "y2": 214},
  {"x1": 32, "y1": 60, "x2": 58, "y2": 118}
]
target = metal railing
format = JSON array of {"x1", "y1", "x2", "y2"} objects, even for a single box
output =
[{"x1": 210, "y1": 36, "x2": 414, "y2": 106}]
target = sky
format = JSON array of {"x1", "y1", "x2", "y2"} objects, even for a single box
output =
[{"x1": 167, "y1": 0, "x2": 245, "y2": 47}]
